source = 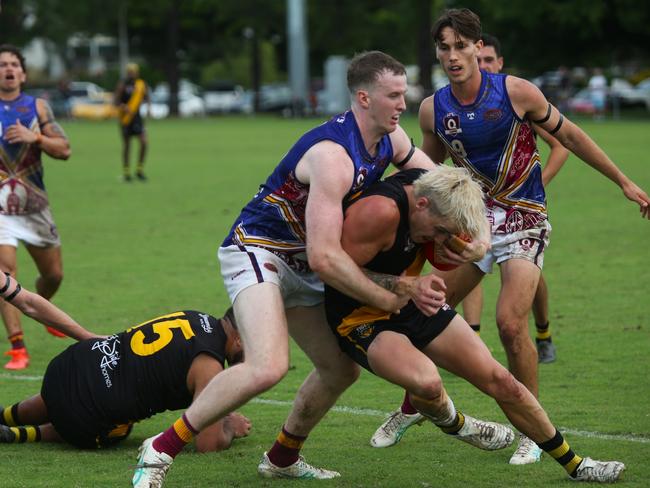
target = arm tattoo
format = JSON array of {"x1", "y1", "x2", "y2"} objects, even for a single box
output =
[
  {"x1": 40, "y1": 102, "x2": 68, "y2": 140},
  {"x1": 363, "y1": 269, "x2": 399, "y2": 292}
]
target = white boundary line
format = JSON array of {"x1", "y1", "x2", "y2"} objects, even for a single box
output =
[{"x1": 2, "y1": 373, "x2": 648, "y2": 444}]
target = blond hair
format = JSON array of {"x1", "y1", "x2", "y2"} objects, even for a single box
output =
[{"x1": 413, "y1": 166, "x2": 485, "y2": 239}]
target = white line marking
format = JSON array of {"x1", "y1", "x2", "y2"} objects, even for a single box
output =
[{"x1": 3, "y1": 374, "x2": 648, "y2": 444}]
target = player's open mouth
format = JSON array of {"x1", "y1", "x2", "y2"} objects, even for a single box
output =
[{"x1": 448, "y1": 65, "x2": 462, "y2": 73}]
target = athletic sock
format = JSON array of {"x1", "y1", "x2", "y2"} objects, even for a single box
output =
[
  {"x1": 417, "y1": 396, "x2": 465, "y2": 434},
  {"x1": 537, "y1": 429, "x2": 582, "y2": 477},
  {"x1": 0, "y1": 403, "x2": 21, "y2": 426},
  {"x1": 469, "y1": 323, "x2": 481, "y2": 335},
  {"x1": 401, "y1": 391, "x2": 418, "y2": 415},
  {"x1": 267, "y1": 426, "x2": 307, "y2": 467},
  {"x1": 4, "y1": 425, "x2": 41, "y2": 442},
  {"x1": 536, "y1": 322, "x2": 552, "y2": 342},
  {"x1": 8, "y1": 333, "x2": 25, "y2": 351},
  {"x1": 152, "y1": 413, "x2": 198, "y2": 458}
]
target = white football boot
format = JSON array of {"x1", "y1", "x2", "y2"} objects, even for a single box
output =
[
  {"x1": 257, "y1": 452, "x2": 340, "y2": 479},
  {"x1": 370, "y1": 410, "x2": 425, "y2": 448}
]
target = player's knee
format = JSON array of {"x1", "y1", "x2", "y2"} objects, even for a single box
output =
[
  {"x1": 249, "y1": 359, "x2": 289, "y2": 392},
  {"x1": 411, "y1": 376, "x2": 444, "y2": 402},
  {"x1": 496, "y1": 318, "x2": 526, "y2": 348},
  {"x1": 489, "y1": 367, "x2": 527, "y2": 403},
  {"x1": 42, "y1": 270, "x2": 63, "y2": 287}
]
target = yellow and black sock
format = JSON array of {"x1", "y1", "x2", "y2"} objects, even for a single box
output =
[
  {"x1": 537, "y1": 429, "x2": 582, "y2": 477},
  {"x1": 535, "y1": 322, "x2": 552, "y2": 343},
  {"x1": 267, "y1": 426, "x2": 307, "y2": 467},
  {"x1": 469, "y1": 324, "x2": 481, "y2": 335},
  {"x1": 1, "y1": 425, "x2": 41, "y2": 443},
  {"x1": 1, "y1": 404, "x2": 20, "y2": 426}
]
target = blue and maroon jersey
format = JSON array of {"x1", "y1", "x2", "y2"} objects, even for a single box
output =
[
  {"x1": 222, "y1": 111, "x2": 394, "y2": 270},
  {"x1": 0, "y1": 93, "x2": 48, "y2": 215},
  {"x1": 433, "y1": 71, "x2": 547, "y2": 233}
]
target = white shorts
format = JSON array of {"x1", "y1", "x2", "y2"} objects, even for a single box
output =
[
  {"x1": 218, "y1": 245, "x2": 324, "y2": 308},
  {"x1": 0, "y1": 207, "x2": 61, "y2": 248},
  {"x1": 475, "y1": 219, "x2": 551, "y2": 274}
]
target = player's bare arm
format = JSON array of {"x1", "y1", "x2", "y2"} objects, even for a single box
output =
[
  {"x1": 0, "y1": 274, "x2": 100, "y2": 341},
  {"x1": 388, "y1": 124, "x2": 435, "y2": 171},
  {"x1": 418, "y1": 95, "x2": 448, "y2": 163},
  {"x1": 341, "y1": 194, "x2": 446, "y2": 316},
  {"x1": 188, "y1": 354, "x2": 251, "y2": 452},
  {"x1": 533, "y1": 125, "x2": 569, "y2": 187},
  {"x1": 302, "y1": 142, "x2": 407, "y2": 313},
  {"x1": 36, "y1": 99, "x2": 71, "y2": 159},
  {"x1": 508, "y1": 76, "x2": 649, "y2": 218}
]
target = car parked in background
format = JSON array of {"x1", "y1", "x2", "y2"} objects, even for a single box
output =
[
  {"x1": 146, "y1": 91, "x2": 205, "y2": 119},
  {"x1": 634, "y1": 78, "x2": 650, "y2": 110},
  {"x1": 609, "y1": 78, "x2": 648, "y2": 109},
  {"x1": 567, "y1": 88, "x2": 596, "y2": 115},
  {"x1": 203, "y1": 81, "x2": 245, "y2": 114},
  {"x1": 71, "y1": 92, "x2": 118, "y2": 120}
]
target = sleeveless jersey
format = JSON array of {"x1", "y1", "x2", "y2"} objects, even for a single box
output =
[
  {"x1": 119, "y1": 77, "x2": 144, "y2": 127},
  {"x1": 0, "y1": 93, "x2": 48, "y2": 215},
  {"x1": 325, "y1": 168, "x2": 427, "y2": 330},
  {"x1": 222, "y1": 111, "x2": 394, "y2": 271},
  {"x1": 433, "y1": 71, "x2": 547, "y2": 233},
  {"x1": 59, "y1": 310, "x2": 227, "y2": 425}
]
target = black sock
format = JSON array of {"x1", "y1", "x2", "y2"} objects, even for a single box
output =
[{"x1": 537, "y1": 429, "x2": 583, "y2": 477}]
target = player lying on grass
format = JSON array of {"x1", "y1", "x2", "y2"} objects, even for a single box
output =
[
  {"x1": 0, "y1": 274, "x2": 251, "y2": 452},
  {"x1": 325, "y1": 166, "x2": 625, "y2": 483}
]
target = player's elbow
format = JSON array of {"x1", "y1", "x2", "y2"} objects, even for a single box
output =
[{"x1": 307, "y1": 247, "x2": 337, "y2": 279}]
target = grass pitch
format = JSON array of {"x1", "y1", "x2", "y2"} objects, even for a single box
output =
[{"x1": 0, "y1": 115, "x2": 648, "y2": 487}]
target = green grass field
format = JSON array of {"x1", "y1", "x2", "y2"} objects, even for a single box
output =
[{"x1": 0, "y1": 115, "x2": 648, "y2": 487}]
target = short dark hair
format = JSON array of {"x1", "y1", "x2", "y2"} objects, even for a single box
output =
[
  {"x1": 223, "y1": 306, "x2": 237, "y2": 330},
  {"x1": 481, "y1": 33, "x2": 502, "y2": 58},
  {"x1": 432, "y1": 8, "x2": 482, "y2": 45},
  {"x1": 0, "y1": 44, "x2": 26, "y2": 72},
  {"x1": 347, "y1": 51, "x2": 406, "y2": 93}
]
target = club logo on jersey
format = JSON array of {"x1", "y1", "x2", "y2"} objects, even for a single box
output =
[
  {"x1": 467, "y1": 112, "x2": 475, "y2": 120},
  {"x1": 354, "y1": 322, "x2": 374, "y2": 339},
  {"x1": 352, "y1": 167, "x2": 368, "y2": 192},
  {"x1": 443, "y1": 113, "x2": 462, "y2": 136},
  {"x1": 484, "y1": 108, "x2": 503, "y2": 121},
  {"x1": 505, "y1": 210, "x2": 524, "y2": 233}
]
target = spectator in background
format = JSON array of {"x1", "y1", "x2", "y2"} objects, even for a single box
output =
[{"x1": 588, "y1": 68, "x2": 608, "y2": 120}]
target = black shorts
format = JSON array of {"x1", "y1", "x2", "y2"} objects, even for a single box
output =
[
  {"x1": 329, "y1": 302, "x2": 457, "y2": 373},
  {"x1": 41, "y1": 347, "x2": 134, "y2": 449},
  {"x1": 121, "y1": 114, "x2": 144, "y2": 137}
]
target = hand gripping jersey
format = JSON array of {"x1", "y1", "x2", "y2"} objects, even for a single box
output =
[
  {"x1": 42, "y1": 311, "x2": 227, "y2": 428},
  {"x1": 222, "y1": 111, "x2": 394, "y2": 271},
  {"x1": 0, "y1": 94, "x2": 48, "y2": 215},
  {"x1": 433, "y1": 72, "x2": 547, "y2": 233},
  {"x1": 325, "y1": 168, "x2": 427, "y2": 331}
]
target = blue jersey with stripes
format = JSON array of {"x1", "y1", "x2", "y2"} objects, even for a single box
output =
[
  {"x1": 433, "y1": 71, "x2": 547, "y2": 233},
  {"x1": 0, "y1": 93, "x2": 48, "y2": 215},
  {"x1": 222, "y1": 111, "x2": 394, "y2": 270}
]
